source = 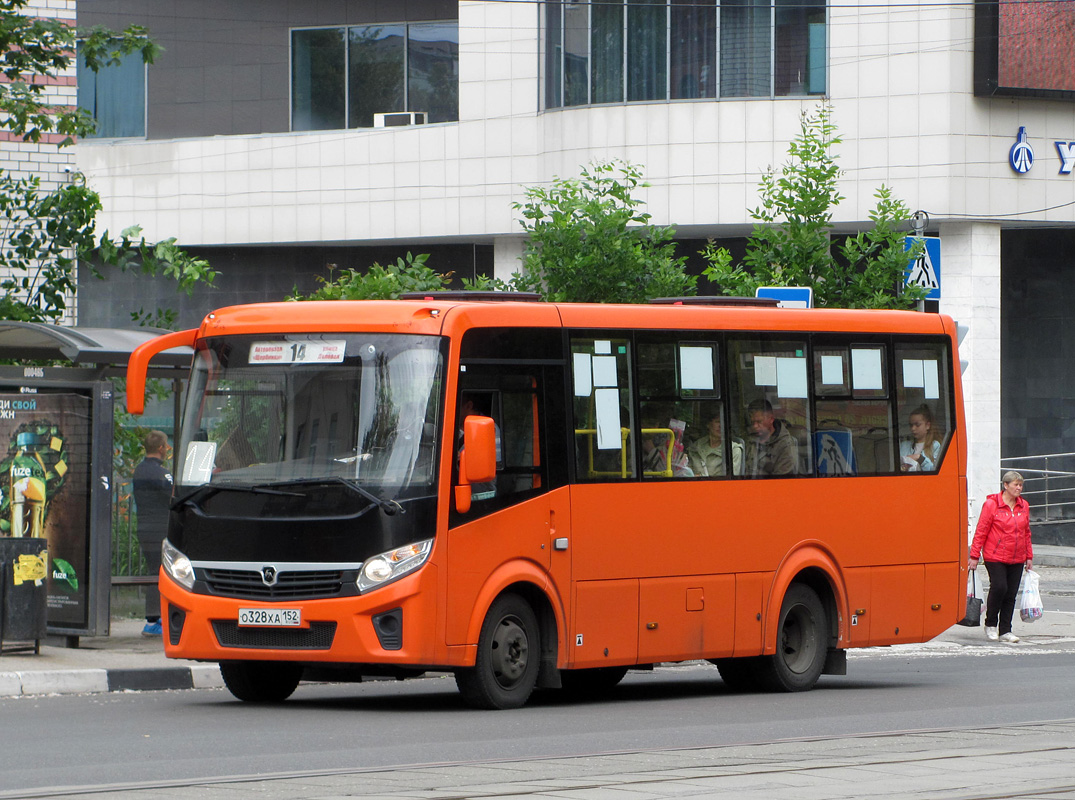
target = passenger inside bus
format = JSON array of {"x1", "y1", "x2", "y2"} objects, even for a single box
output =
[
  {"x1": 640, "y1": 408, "x2": 693, "y2": 477},
  {"x1": 688, "y1": 405, "x2": 743, "y2": 477},
  {"x1": 744, "y1": 398, "x2": 798, "y2": 476},
  {"x1": 900, "y1": 403, "x2": 942, "y2": 472}
]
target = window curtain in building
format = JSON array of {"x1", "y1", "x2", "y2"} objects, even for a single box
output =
[
  {"x1": 720, "y1": 0, "x2": 771, "y2": 97},
  {"x1": 77, "y1": 48, "x2": 146, "y2": 138}
]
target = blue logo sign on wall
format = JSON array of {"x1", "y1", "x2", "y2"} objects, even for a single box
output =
[
  {"x1": 1010, "y1": 127, "x2": 1034, "y2": 174},
  {"x1": 904, "y1": 236, "x2": 941, "y2": 300}
]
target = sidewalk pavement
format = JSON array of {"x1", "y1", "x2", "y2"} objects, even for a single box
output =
[{"x1": 2, "y1": 545, "x2": 1074, "y2": 700}]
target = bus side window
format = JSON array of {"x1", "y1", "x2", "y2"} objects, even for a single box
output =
[
  {"x1": 812, "y1": 341, "x2": 891, "y2": 476},
  {"x1": 571, "y1": 336, "x2": 634, "y2": 481},
  {"x1": 894, "y1": 342, "x2": 952, "y2": 473},
  {"x1": 727, "y1": 337, "x2": 809, "y2": 478}
]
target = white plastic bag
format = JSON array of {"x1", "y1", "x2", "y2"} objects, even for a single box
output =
[{"x1": 1019, "y1": 569, "x2": 1043, "y2": 623}]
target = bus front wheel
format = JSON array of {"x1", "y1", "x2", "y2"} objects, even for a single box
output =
[
  {"x1": 455, "y1": 593, "x2": 540, "y2": 710},
  {"x1": 759, "y1": 584, "x2": 827, "y2": 692},
  {"x1": 220, "y1": 661, "x2": 303, "y2": 703}
]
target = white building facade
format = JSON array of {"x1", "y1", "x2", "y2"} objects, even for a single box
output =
[{"x1": 74, "y1": 1, "x2": 1075, "y2": 516}]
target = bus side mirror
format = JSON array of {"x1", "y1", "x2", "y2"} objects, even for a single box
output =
[{"x1": 455, "y1": 416, "x2": 496, "y2": 514}]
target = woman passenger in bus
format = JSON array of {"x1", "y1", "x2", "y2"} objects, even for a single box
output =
[
  {"x1": 899, "y1": 404, "x2": 941, "y2": 472},
  {"x1": 688, "y1": 406, "x2": 743, "y2": 477}
]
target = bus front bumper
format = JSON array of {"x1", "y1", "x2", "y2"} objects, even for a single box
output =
[{"x1": 157, "y1": 564, "x2": 447, "y2": 667}]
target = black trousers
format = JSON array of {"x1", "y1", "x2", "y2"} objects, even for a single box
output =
[{"x1": 984, "y1": 561, "x2": 1024, "y2": 635}]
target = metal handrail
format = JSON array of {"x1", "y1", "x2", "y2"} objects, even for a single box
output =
[{"x1": 999, "y1": 452, "x2": 1075, "y2": 523}]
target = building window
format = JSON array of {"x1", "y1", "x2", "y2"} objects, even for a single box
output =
[
  {"x1": 76, "y1": 47, "x2": 146, "y2": 138},
  {"x1": 545, "y1": 0, "x2": 825, "y2": 108},
  {"x1": 292, "y1": 22, "x2": 458, "y2": 131}
]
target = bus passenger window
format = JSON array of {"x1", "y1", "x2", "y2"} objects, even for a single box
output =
[
  {"x1": 812, "y1": 342, "x2": 891, "y2": 476},
  {"x1": 727, "y1": 338, "x2": 809, "y2": 477},
  {"x1": 895, "y1": 342, "x2": 952, "y2": 473},
  {"x1": 571, "y1": 337, "x2": 634, "y2": 481}
]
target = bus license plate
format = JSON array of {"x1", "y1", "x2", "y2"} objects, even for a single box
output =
[{"x1": 238, "y1": 608, "x2": 301, "y2": 627}]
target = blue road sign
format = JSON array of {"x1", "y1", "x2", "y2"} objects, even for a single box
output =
[
  {"x1": 904, "y1": 236, "x2": 941, "y2": 300},
  {"x1": 755, "y1": 286, "x2": 813, "y2": 308}
]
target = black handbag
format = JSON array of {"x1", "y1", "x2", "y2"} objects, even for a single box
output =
[{"x1": 958, "y1": 570, "x2": 983, "y2": 627}]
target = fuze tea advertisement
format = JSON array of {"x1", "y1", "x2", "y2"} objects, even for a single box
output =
[{"x1": 0, "y1": 392, "x2": 92, "y2": 627}]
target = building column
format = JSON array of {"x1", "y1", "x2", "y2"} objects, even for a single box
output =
[
  {"x1": 938, "y1": 221, "x2": 1001, "y2": 531},
  {"x1": 493, "y1": 235, "x2": 526, "y2": 283}
]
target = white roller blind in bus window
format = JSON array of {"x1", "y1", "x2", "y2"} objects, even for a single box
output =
[
  {"x1": 680, "y1": 345, "x2": 715, "y2": 391},
  {"x1": 595, "y1": 388, "x2": 622, "y2": 449},
  {"x1": 902, "y1": 359, "x2": 924, "y2": 388},
  {"x1": 851, "y1": 348, "x2": 883, "y2": 390},
  {"x1": 573, "y1": 353, "x2": 592, "y2": 396},
  {"x1": 592, "y1": 356, "x2": 618, "y2": 387},
  {"x1": 923, "y1": 360, "x2": 940, "y2": 399},
  {"x1": 777, "y1": 357, "x2": 808, "y2": 398},
  {"x1": 820, "y1": 355, "x2": 843, "y2": 385},
  {"x1": 755, "y1": 355, "x2": 777, "y2": 386}
]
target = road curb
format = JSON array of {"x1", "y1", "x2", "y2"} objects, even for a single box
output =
[{"x1": 0, "y1": 664, "x2": 223, "y2": 698}]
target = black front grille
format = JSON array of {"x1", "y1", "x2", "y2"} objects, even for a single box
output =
[
  {"x1": 202, "y1": 568, "x2": 349, "y2": 600},
  {"x1": 212, "y1": 620, "x2": 337, "y2": 650}
]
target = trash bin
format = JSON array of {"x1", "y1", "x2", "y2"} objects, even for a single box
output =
[{"x1": 0, "y1": 538, "x2": 48, "y2": 654}]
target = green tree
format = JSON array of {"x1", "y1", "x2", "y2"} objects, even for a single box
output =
[
  {"x1": 702, "y1": 104, "x2": 926, "y2": 309},
  {"x1": 288, "y1": 252, "x2": 447, "y2": 301},
  {"x1": 0, "y1": 1, "x2": 216, "y2": 325},
  {"x1": 509, "y1": 161, "x2": 694, "y2": 303}
]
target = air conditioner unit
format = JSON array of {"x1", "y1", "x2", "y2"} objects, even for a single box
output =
[{"x1": 373, "y1": 112, "x2": 428, "y2": 128}]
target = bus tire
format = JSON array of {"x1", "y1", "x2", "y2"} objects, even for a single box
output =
[
  {"x1": 455, "y1": 593, "x2": 540, "y2": 710},
  {"x1": 220, "y1": 661, "x2": 303, "y2": 703},
  {"x1": 559, "y1": 666, "x2": 629, "y2": 696},
  {"x1": 712, "y1": 657, "x2": 764, "y2": 692},
  {"x1": 758, "y1": 584, "x2": 827, "y2": 692}
]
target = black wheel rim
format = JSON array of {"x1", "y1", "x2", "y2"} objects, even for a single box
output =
[
  {"x1": 780, "y1": 602, "x2": 819, "y2": 675},
  {"x1": 490, "y1": 614, "x2": 530, "y2": 689}
]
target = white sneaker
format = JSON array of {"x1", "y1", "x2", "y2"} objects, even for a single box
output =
[
  {"x1": 985, "y1": 626, "x2": 999, "y2": 641},
  {"x1": 1000, "y1": 632, "x2": 1020, "y2": 643}
]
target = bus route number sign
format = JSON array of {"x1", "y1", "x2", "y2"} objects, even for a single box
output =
[
  {"x1": 249, "y1": 341, "x2": 346, "y2": 364},
  {"x1": 238, "y1": 608, "x2": 302, "y2": 627}
]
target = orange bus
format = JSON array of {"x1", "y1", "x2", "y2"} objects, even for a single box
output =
[{"x1": 126, "y1": 293, "x2": 968, "y2": 709}]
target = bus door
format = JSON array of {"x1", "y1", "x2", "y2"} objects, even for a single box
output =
[{"x1": 444, "y1": 356, "x2": 570, "y2": 647}]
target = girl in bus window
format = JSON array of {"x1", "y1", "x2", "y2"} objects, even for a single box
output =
[{"x1": 900, "y1": 404, "x2": 941, "y2": 472}]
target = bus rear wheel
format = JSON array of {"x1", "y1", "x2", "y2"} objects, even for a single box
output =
[
  {"x1": 455, "y1": 593, "x2": 540, "y2": 710},
  {"x1": 220, "y1": 661, "x2": 303, "y2": 703},
  {"x1": 758, "y1": 584, "x2": 827, "y2": 692}
]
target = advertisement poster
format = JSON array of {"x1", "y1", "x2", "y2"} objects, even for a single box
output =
[{"x1": 0, "y1": 392, "x2": 92, "y2": 628}]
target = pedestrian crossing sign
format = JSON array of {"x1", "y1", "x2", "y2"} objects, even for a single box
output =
[{"x1": 904, "y1": 236, "x2": 941, "y2": 300}]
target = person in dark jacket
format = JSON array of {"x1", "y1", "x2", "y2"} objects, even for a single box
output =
[
  {"x1": 133, "y1": 430, "x2": 173, "y2": 636},
  {"x1": 969, "y1": 470, "x2": 1034, "y2": 643}
]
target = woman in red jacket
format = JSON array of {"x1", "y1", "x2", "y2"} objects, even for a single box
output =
[{"x1": 969, "y1": 471, "x2": 1034, "y2": 643}]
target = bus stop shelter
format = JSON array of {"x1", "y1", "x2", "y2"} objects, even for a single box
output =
[{"x1": 0, "y1": 322, "x2": 191, "y2": 644}]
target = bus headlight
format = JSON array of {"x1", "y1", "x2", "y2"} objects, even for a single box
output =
[
  {"x1": 357, "y1": 539, "x2": 433, "y2": 593},
  {"x1": 161, "y1": 539, "x2": 195, "y2": 590}
]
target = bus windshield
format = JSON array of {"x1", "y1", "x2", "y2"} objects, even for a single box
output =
[{"x1": 174, "y1": 333, "x2": 444, "y2": 498}]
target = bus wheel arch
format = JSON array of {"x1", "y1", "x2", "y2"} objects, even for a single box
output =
[
  {"x1": 455, "y1": 586, "x2": 555, "y2": 709},
  {"x1": 765, "y1": 549, "x2": 846, "y2": 656}
]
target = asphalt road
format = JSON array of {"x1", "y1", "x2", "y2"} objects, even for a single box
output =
[{"x1": 3, "y1": 647, "x2": 1075, "y2": 798}]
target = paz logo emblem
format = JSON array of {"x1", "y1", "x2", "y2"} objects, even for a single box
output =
[
  {"x1": 1009, "y1": 127, "x2": 1034, "y2": 174},
  {"x1": 261, "y1": 565, "x2": 278, "y2": 586}
]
